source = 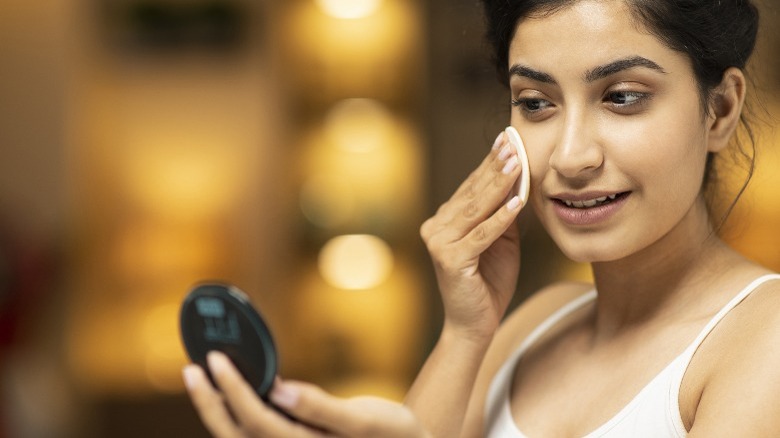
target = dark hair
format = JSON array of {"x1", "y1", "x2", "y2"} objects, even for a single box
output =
[{"x1": 480, "y1": 0, "x2": 760, "y2": 229}]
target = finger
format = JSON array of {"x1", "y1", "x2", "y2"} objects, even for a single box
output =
[
  {"x1": 445, "y1": 137, "x2": 513, "y2": 218},
  {"x1": 461, "y1": 194, "x2": 524, "y2": 258},
  {"x1": 430, "y1": 140, "x2": 522, "y2": 241},
  {"x1": 270, "y1": 380, "x2": 371, "y2": 436},
  {"x1": 207, "y1": 352, "x2": 326, "y2": 438},
  {"x1": 449, "y1": 132, "x2": 508, "y2": 200},
  {"x1": 421, "y1": 153, "x2": 522, "y2": 258},
  {"x1": 183, "y1": 364, "x2": 244, "y2": 438}
]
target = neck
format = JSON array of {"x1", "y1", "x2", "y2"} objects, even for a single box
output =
[{"x1": 589, "y1": 198, "x2": 739, "y2": 340}]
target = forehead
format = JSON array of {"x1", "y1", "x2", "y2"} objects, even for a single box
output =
[{"x1": 508, "y1": 0, "x2": 685, "y2": 77}]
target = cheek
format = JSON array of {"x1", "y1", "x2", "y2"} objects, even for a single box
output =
[
  {"x1": 609, "y1": 111, "x2": 709, "y2": 195},
  {"x1": 509, "y1": 117, "x2": 556, "y2": 190},
  {"x1": 520, "y1": 127, "x2": 558, "y2": 217}
]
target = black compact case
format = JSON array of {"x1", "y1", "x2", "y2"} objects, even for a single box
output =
[{"x1": 180, "y1": 283, "x2": 278, "y2": 399}]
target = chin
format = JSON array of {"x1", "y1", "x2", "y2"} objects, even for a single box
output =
[
  {"x1": 551, "y1": 230, "x2": 642, "y2": 264},
  {"x1": 559, "y1": 246, "x2": 620, "y2": 264}
]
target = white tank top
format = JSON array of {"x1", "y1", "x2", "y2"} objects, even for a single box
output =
[{"x1": 484, "y1": 274, "x2": 780, "y2": 437}]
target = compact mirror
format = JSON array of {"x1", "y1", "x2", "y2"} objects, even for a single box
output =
[{"x1": 180, "y1": 282, "x2": 278, "y2": 399}]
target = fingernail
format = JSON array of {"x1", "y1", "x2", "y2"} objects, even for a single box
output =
[
  {"x1": 207, "y1": 351, "x2": 230, "y2": 375},
  {"x1": 502, "y1": 156, "x2": 518, "y2": 174},
  {"x1": 270, "y1": 382, "x2": 300, "y2": 409},
  {"x1": 491, "y1": 132, "x2": 504, "y2": 150},
  {"x1": 498, "y1": 144, "x2": 512, "y2": 160},
  {"x1": 182, "y1": 365, "x2": 199, "y2": 390},
  {"x1": 507, "y1": 195, "x2": 521, "y2": 211}
]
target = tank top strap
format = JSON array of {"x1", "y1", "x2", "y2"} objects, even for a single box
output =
[
  {"x1": 679, "y1": 273, "x2": 780, "y2": 361},
  {"x1": 513, "y1": 289, "x2": 597, "y2": 361},
  {"x1": 665, "y1": 273, "x2": 780, "y2": 433},
  {"x1": 484, "y1": 289, "x2": 597, "y2": 437}
]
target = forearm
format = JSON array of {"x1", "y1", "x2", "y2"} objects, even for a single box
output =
[{"x1": 404, "y1": 324, "x2": 493, "y2": 438}]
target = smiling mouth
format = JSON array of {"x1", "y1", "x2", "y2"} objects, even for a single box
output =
[{"x1": 556, "y1": 192, "x2": 629, "y2": 209}]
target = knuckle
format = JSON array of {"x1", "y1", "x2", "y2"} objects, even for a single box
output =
[
  {"x1": 419, "y1": 218, "x2": 433, "y2": 241},
  {"x1": 462, "y1": 180, "x2": 478, "y2": 199},
  {"x1": 462, "y1": 200, "x2": 479, "y2": 218},
  {"x1": 472, "y1": 223, "x2": 489, "y2": 242},
  {"x1": 425, "y1": 235, "x2": 448, "y2": 259},
  {"x1": 420, "y1": 223, "x2": 440, "y2": 247}
]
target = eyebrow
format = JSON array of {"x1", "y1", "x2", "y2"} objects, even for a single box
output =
[
  {"x1": 508, "y1": 56, "x2": 667, "y2": 85},
  {"x1": 584, "y1": 56, "x2": 666, "y2": 82},
  {"x1": 508, "y1": 64, "x2": 557, "y2": 84}
]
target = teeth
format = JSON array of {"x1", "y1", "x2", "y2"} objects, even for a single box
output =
[{"x1": 563, "y1": 194, "x2": 619, "y2": 209}]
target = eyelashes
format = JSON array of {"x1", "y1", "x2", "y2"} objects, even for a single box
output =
[
  {"x1": 511, "y1": 97, "x2": 553, "y2": 112},
  {"x1": 604, "y1": 91, "x2": 652, "y2": 108},
  {"x1": 510, "y1": 90, "x2": 652, "y2": 119}
]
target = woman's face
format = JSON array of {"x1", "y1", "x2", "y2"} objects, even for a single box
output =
[{"x1": 509, "y1": 0, "x2": 715, "y2": 263}]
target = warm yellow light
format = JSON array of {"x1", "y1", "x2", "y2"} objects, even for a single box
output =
[
  {"x1": 142, "y1": 303, "x2": 186, "y2": 361},
  {"x1": 113, "y1": 225, "x2": 218, "y2": 279},
  {"x1": 325, "y1": 98, "x2": 392, "y2": 153},
  {"x1": 290, "y1": 260, "x2": 427, "y2": 381},
  {"x1": 284, "y1": 1, "x2": 422, "y2": 100},
  {"x1": 721, "y1": 104, "x2": 780, "y2": 271},
  {"x1": 318, "y1": 234, "x2": 394, "y2": 290},
  {"x1": 316, "y1": 0, "x2": 382, "y2": 19},
  {"x1": 121, "y1": 141, "x2": 247, "y2": 223},
  {"x1": 300, "y1": 111, "x2": 425, "y2": 231},
  {"x1": 299, "y1": 173, "x2": 357, "y2": 228},
  {"x1": 143, "y1": 303, "x2": 188, "y2": 393}
]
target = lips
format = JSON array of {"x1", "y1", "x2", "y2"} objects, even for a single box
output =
[
  {"x1": 550, "y1": 192, "x2": 631, "y2": 226},
  {"x1": 557, "y1": 192, "x2": 628, "y2": 209}
]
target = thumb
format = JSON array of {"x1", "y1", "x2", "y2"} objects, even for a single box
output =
[{"x1": 270, "y1": 380, "x2": 355, "y2": 435}]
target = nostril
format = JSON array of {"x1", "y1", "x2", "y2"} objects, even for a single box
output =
[{"x1": 548, "y1": 145, "x2": 604, "y2": 178}]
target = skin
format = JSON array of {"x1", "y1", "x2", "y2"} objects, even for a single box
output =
[
  {"x1": 184, "y1": 1, "x2": 780, "y2": 436},
  {"x1": 183, "y1": 352, "x2": 428, "y2": 437}
]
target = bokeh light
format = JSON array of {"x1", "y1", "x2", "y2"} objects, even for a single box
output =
[
  {"x1": 318, "y1": 234, "x2": 394, "y2": 290},
  {"x1": 316, "y1": 0, "x2": 383, "y2": 19},
  {"x1": 324, "y1": 98, "x2": 393, "y2": 153}
]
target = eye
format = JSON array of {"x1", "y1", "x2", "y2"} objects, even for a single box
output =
[
  {"x1": 604, "y1": 91, "x2": 648, "y2": 106},
  {"x1": 511, "y1": 97, "x2": 554, "y2": 119}
]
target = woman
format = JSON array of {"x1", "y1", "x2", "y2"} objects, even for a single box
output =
[{"x1": 183, "y1": 0, "x2": 780, "y2": 436}]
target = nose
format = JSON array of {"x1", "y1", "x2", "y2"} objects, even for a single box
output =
[{"x1": 548, "y1": 111, "x2": 604, "y2": 179}]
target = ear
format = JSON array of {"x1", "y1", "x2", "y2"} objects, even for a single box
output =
[{"x1": 706, "y1": 67, "x2": 747, "y2": 153}]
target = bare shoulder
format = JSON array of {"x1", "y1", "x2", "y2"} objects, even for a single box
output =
[
  {"x1": 689, "y1": 274, "x2": 780, "y2": 436},
  {"x1": 460, "y1": 281, "x2": 593, "y2": 437}
]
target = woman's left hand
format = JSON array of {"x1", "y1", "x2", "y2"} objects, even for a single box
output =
[{"x1": 184, "y1": 351, "x2": 430, "y2": 438}]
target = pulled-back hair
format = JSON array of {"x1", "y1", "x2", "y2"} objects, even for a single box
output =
[{"x1": 480, "y1": 0, "x2": 760, "y2": 228}]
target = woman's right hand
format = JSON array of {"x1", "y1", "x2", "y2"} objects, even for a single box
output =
[{"x1": 420, "y1": 131, "x2": 525, "y2": 342}]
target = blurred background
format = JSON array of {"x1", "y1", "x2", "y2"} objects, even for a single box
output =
[{"x1": 0, "y1": 0, "x2": 778, "y2": 436}]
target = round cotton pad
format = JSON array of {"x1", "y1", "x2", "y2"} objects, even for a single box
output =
[
  {"x1": 180, "y1": 283, "x2": 278, "y2": 399},
  {"x1": 505, "y1": 126, "x2": 531, "y2": 205}
]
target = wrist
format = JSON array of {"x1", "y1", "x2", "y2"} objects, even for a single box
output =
[{"x1": 440, "y1": 320, "x2": 497, "y2": 349}]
